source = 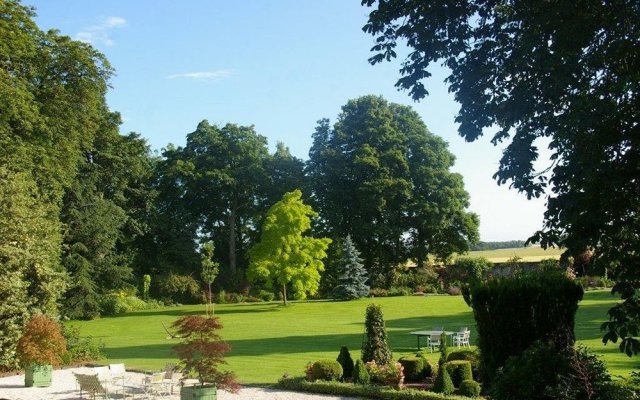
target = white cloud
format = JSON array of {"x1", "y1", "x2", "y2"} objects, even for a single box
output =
[
  {"x1": 166, "y1": 70, "x2": 233, "y2": 82},
  {"x1": 75, "y1": 16, "x2": 126, "y2": 46}
]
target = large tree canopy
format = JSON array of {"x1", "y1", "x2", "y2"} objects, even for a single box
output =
[
  {"x1": 308, "y1": 95, "x2": 478, "y2": 281},
  {"x1": 362, "y1": 0, "x2": 640, "y2": 353}
]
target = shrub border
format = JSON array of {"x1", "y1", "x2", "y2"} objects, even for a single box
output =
[{"x1": 277, "y1": 376, "x2": 478, "y2": 399}]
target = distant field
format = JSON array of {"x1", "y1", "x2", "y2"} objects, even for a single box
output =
[
  {"x1": 68, "y1": 290, "x2": 630, "y2": 384},
  {"x1": 465, "y1": 246, "x2": 564, "y2": 263}
]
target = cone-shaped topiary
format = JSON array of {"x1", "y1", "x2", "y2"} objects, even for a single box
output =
[
  {"x1": 433, "y1": 362, "x2": 455, "y2": 395},
  {"x1": 361, "y1": 304, "x2": 392, "y2": 365},
  {"x1": 352, "y1": 359, "x2": 370, "y2": 384},
  {"x1": 332, "y1": 236, "x2": 369, "y2": 300},
  {"x1": 336, "y1": 346, "x2": 354, "y2": 380},
  {"x1": 444, "y1": 360, "x2": 473, "y2": 387}
]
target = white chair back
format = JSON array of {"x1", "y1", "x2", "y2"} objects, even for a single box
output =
[
  {"x1": 93, "y1": 366, "x2": 110, "y2": 382},
  {"x1": 109, "y1": 363, "x2": 126, "y2": 376}
]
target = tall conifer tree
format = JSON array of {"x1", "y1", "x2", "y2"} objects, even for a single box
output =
[{"x1": 332, "y1": 236, "x2": 369, "y2": 300}]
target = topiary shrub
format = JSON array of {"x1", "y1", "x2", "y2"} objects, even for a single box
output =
[
  {"x1": 361, "y1": 304, "x2": 392, "y2": 365},
  {"x1": 336, "y1": 346, "x2": 354, "y2": 380},
  {"x1": 466, "y1": 269, "x2": 583, "y2": 385},
  {"x1": 433, "y1": 362, "x2": 455, "y2": 394},
  {"x1": 444, "y1": 360, "x2": 472, "y2": 387},
  {"x1": 352, "y1": 359, "x2": 370, "y2": 384},
  {"x1": 459, "y1": 379, "x2": 482, "y2": 397},
  {"x1": 447, "y1": 349, "x2": 480, "y2": 379},
  {"x1": 398, "y1": 356, "x2": 424, "y2": 382},
  {"x1": 415, "y1": 351, "x2": 435, "y2": 378},
  {"x1": 311, "y1": 360, "x2": 343, "y2": 381}
]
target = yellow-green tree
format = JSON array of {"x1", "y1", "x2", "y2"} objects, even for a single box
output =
[{"x1": 248, "y1": 190, "x2": 331, "y2": 305}]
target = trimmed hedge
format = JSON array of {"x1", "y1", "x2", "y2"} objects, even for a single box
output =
[
  {"x1": 416, "y1": 352, "x2": 435, "y2": 378},
  {"x1": 398, "y1": 356, "x2": 424, "y2": 382},
  {"x1": 447, "y1": 349, "x2": 479, "y2": 380},
  {"x1": 444, "y1": 361, "x2": 473, "y2": 387},
  {"x1": 310, "y1": 360, "x2": 343, "y2": 381},
  {"x1": 433, "y1": 363, "x2": 455, "y2": 394},
  {"x1": 466, "y1": 270, "x2": 583, "y2": 384},
  {"x1": 337, "y1": 346, "x2": 354, "y2": 380},
  {"x1": 459, "y1": 380, "x2": 481, "y2": 397},
  {"x1": 277, "y1": 376, "x2": 475, "y2": 400}
]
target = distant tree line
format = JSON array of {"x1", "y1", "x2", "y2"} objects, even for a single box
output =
[{"x1": 468, "y1": 241, "x2": 527, "y2": 251}]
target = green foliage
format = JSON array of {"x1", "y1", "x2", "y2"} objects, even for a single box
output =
[
  {"x1": 444, "y1": 361, "x2": 473, "y2": 388},
  {"x1": 459, "y1": 380, "x2": 481, "y2": 398},
  {"x1": 364, "y1": 361, "x2": 404, "y2": 388},
  {"x1": 99, "y1": 293, "x2": 158, "y2": 316},
  {"x1": 415, "y1": 352, "x2": 434, "y2": 378},
  {"x1": 433, "y1": 363, "x2": 455, "y2": 395},
  {"x1": 307, "y1": 96, "x2": 479, "y2": 279},
  {"x1": 156, "y1": 274, "x2": 202, "y2": 304},
  {"x1": 257, "y1": 290, "x2": 275, "y2": 302},
  {"x1": 352, "y1": 359, "x2": 370, "y2": 384},
  {"x1": 398, "y1": 356, "x2": 424, "y2": 382},
  {"x1": 332, "y1": 235, "x2": 369, "y2": 300},
  {"x1": 447, "y1": 349, "x2": 480, "y2": 380},
  {"x1": 248, "y1": 190, "x2": 331, "y2": 305},
  {"x1": 362, "y1": 304, "x2": 392, "y2": 365},
  {"x1": 491, "y1": 342, "x2": 614, "y2": 400},
  {"x1": 336, "y1": 346, "x2": 354, "y2": 380},
  {"x1": 0, "y1": 169, "x2": 66, "y2": 368},
  {"x1": 142, "y1": 275, "x2": 151, "y2": 300},
  {"x1": 388, "y1": 287, "x2": 413, "y2": 297},
  {"x1": 362, "y1": 0, "x2": 640, "y2": 357},
  {"x1": 469, "y1": 241, "x2": 526, "y2": 251},
  {"x1": 450, "y1": 257, "x2": 492, "y2": 285},
  {"x1": 16, "y1": 315, "x2": 67, "y2": 367},
  {"x1": 201, "y1": 241, "x2": 219, "y2": 315},
  {"x1": 467, "y1": 270, "x2": 583, "y2": 385},
  {"x1": 61, "y1": 325, "x2": 104, "y2": 364},
  {"x1": 310, "y1": 360, "x2": 343, "y2": 381},
  {"x1": 278, "y1": 376, "x2": 471, "y2": 400}
]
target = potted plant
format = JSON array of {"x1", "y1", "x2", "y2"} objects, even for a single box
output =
[
  {"x1": 16, "y1": 315, "x2": 67, "y2": 387},
  {"x1": 172, "y1": 315, "x2": 238, "y2": 400}
]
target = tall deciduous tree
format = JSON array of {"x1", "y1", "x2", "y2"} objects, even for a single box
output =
[
  {"x1": 307, "y1": 96, "x2": 478, "y2": 281},
  {"x1": 248, "y1": 190, "x2": 331, "y2": 305},
  {"x1": 362, "y1": 0, "x2": 640, "y2": 354}
]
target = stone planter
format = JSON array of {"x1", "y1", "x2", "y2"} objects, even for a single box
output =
[
  {"x1": 180, "y1": 384, "x2": 217, "y2": 400},
  {"x1": 24, "y1": 364, "x2": 52, "y2": 387}
]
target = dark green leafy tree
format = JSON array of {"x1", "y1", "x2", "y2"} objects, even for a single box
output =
[
  {"x1": 361, "y1": 304, "x2": 392, "y2": 365},
  {"x1": 362, "y1": 0, "x2": 640, "y2": 355},
  {"x1": 332, "y1": 235, "x2": 369, "y2": 300},
  {"x1": 307, "y1": 96, "x2": 478, "y2": 281},
  {"x1": 155, "y1": 121, "x2": 270, "y2": 286},
  {"x1": 0, "y1": 0, "x2": 113, "y2": 366},
  {"x1": 201, "y1": 241, "x2": 219, "y2": 316}
]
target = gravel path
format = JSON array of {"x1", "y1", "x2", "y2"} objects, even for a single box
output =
[{"x1": 0, "y1": 367, "x2": 358, "y2": 400}]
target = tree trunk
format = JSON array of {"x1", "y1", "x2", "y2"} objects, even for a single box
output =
[{"x1": 282, "y1": 284, "x2": 287, "y2": 306}]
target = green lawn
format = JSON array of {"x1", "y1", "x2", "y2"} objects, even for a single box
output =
[{"x1": 69, "y1": 290, "x2": 634, "y2": 384}]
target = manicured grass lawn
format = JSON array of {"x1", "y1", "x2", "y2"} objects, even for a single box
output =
[
  {"x1": 68, "y1": 290, "x2": 633, "y2": 384},
  {"x1": 466, "y1": 246, "x2": 564, "y2": 262}
]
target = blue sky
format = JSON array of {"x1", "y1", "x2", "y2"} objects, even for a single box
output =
[{"x1": 27, "y1": 0, "x2": 546, "y2": 242}]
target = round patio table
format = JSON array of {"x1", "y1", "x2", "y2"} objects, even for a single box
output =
[{"x1": 409, "y1": 330, "x2": 455, "y2": 350}]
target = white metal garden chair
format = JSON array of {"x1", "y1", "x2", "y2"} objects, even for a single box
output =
[
  {"x1": 427, "y1": 332, "x2": 442, "y2": 352},
  {"x1": 142, "y1": 371, "x2": 172, "y2": 399},
  {"x1": 74, "y1": 373, "x2": 112, "y2": 400},
  {"x1": 453, "y1": 328, "x2": 471, "y2": 347}
]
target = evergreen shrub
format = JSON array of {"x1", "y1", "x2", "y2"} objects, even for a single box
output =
[
  {"x1": 444, "y1": 360, "x2": 472, "y2": 387},
  {"x1": 352, "y1": 359, "x2": 370, "y2": 384},
  {"x1": 415, "y1": 352, "x2": 434, "y2": 377},
  {"x1": 332, "y1": 236, "x2": 369, "y2": 300},
  {"x1": 459, "y1": 380, "x2": 481, "y2": 397},
  {"x1": 398, "y1": 356, "x2": 424, "y2": 382},
  {"x1": 337, "y1": 346, "x2": 354, "y2": 380},
  {"x1": 433, "y1": 363, "x2": 454, "y2": 394},
  {"x1": 466, "y1": 269, "x2": 583, "y2": 384},
  {"x1": 362, "y1": 304, "x2": 392, "y2": 365},
  {"x1": 311, "y1": 360, "x2": 343, "y2": 381},
  {"x1": 447, "y1": 349, "x2": 479, "y2": 379},
  {"x1": 258, "y1": 290, "x2": 275, "y2": 302}
]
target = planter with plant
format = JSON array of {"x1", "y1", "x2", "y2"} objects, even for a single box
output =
[
  {"x1": 172, "y1": 315, "x2": 238, "y2": 400},
  {"x1": 16, "y1": 315, "x2": 67, "y2": 387}
]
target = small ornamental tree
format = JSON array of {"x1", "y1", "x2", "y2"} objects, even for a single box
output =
[
  {"x1": 332, "y1": 235, "x2": 369, "y2": 300},
  {"x1": 201, "y1": 241, "x2": 220, "y2": 316},
  {"x1": 248, "y1": 190, "x2": 331, "y2": 305},
  {"x1": 16, "y1": 315, "x2": 66, "y2": 367},
  {"x1": 171, "y1": 315, "x2": 238, "y2": 391},
  {"x1": 142, "y1": 274, "x2": 151, "y2": 301},
  {"x1": 362, "y1": 304, "x2": 392, "y2": 365}
]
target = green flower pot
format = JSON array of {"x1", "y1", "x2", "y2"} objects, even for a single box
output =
[
  {"x1": 180, "y1": 384, "x2": 217, "y2": 400},
  {"x1": 24, "y1": 364, "x2": 52, "y2": 387}
]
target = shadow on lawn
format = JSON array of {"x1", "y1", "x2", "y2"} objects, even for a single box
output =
[{"x1": 122, "y1": 304, "x2": 282, "y2": 318}]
